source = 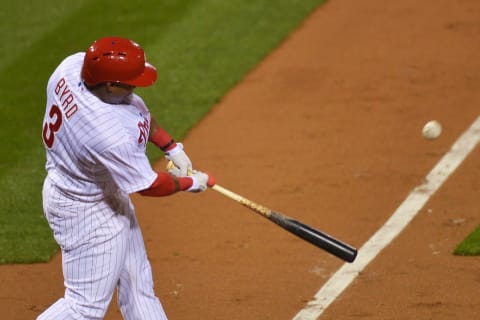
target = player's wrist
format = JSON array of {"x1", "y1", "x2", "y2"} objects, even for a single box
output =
[{"x1": 160, "y1": 139, "x2": 177, "y2": 152}]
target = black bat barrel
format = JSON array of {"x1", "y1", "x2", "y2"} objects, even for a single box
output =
[{"x1": 269, "y1": 212, "x2": 357, "y2": 263}]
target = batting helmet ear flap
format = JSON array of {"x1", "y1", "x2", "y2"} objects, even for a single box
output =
[{"x1": 81, "y1": 37, "x2": 157, "y2": 87}]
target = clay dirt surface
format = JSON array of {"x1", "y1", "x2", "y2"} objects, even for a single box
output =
[{"x1": 1, "y1": 0, "x2": 480, "y2": 319}]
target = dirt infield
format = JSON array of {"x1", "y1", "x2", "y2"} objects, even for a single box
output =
[{"x1": 1, "y1": 0, "x2": 480, "y2": 319}]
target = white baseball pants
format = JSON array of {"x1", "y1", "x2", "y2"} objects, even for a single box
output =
[{"x1": 38, "y1": 178, "x2": 168, "y2": 320}]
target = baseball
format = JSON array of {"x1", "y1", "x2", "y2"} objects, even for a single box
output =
[{"x1": 422, "y1": 120, "x2": 442, "y2": 140}]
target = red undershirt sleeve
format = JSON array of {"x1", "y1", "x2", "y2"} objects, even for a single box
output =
[
  {"x1": 139, "y1": 172, "x2": 193, "y2": 197},
  {"x1": 149, "y1": 124, "x2": 177, "y2": 152}
]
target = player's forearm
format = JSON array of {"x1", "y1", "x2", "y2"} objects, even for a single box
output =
[
  {"x1": 139, "y1": 172, "x2": 193, "y2": 197},
  {"x1": 149, "y1": 117, "x2": 177, "y2": 152}
]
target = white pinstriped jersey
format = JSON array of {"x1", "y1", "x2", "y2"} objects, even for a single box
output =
[{"x1": 42, "y1": 52, "x2": 157, "y2": 247}]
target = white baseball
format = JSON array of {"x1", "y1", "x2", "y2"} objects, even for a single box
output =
[{"x1": 422, "y1": 120, "x2": 442, "y2": 140}]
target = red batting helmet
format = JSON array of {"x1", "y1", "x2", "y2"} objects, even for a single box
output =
[{"x1": 81, "y1": 36, "x2": 157, "y2": 87}]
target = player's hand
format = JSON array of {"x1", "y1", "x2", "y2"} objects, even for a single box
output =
[
  {"x1": 166, "y1": 160, "x2": 216, "y2": 192},
  {"x1": 186, "y1": 170, "x2": 210, "y2": 193},
  {"x1": 165, "y1": 143, "x2": 192, "y2": 176}
]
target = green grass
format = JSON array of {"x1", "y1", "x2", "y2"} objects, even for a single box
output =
[
  {"x1": 454, "y1": 225, "x2": 480, "y2": 256},
  {"x1": 0, "y1": 0, "x2": 326, "y2": 263}
]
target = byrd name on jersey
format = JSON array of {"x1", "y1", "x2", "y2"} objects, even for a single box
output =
[{"x1": 42, "y1": 77, "x2": 79, "y2": 149}]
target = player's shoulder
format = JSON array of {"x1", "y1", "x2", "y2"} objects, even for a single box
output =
[
  {"x1": 63, "y1": 52, "x2": 85, "y2": 64},
  {"x1": 128, "y1": 94, "x2": 149, "y2": 114},
  {"x1": 47, "y1": 52, "x2": 85, "y2": 88},
  {"x1": 55, "y1": 52, "x2": 85, "y2": 73}
]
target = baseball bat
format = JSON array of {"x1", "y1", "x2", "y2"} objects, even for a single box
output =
[
  {"x1": 166, "y1": 161, "x2": 357, "y2": 262},
  {"x1": 210, "y1": 184, "x2": 357, "y2": 263}
]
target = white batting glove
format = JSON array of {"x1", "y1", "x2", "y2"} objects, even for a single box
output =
[
  {"x1": 186, "y1": 170, "x2": 209, "y2": 193},
  {"x1": 165, "y1": 143, "x2": 193, "y2": 176},
  {"x1": 167, "y1": 166, "x2": 182, "y2": 177}
]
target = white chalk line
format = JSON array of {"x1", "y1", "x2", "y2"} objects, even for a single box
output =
[{"x1": 293, "y1": 115, "x2": 480, "y2": 320}]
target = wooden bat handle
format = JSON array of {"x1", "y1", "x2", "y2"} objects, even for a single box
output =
[
  {"x1": 167, "y1": 159, "x2": 268, "y2": 217},
  {"x1": 165, "y1": 160, "x2": 266, "y2": 213},
  {"x1": 211, "y1": 184, "x2": 272, "y2": 218}
]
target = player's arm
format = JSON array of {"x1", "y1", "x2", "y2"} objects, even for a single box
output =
[
  {"x1": 149, "y1": 116, "x2": 193, "y2": 176},
  {"x1": 148, "y1": 116, "x2": 177, "y2": 151},
  {"x1": 138, "y1": 171, "x2": 210, "y2": 196}
]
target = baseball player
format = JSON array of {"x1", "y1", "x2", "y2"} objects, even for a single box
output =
[{"x1": 38, "y1": 36, "x2": 210, "y2": 319}]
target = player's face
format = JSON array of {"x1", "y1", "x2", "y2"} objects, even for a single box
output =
[{"x1": 105, "y1": 82, "x2": 136, "y2": 104}]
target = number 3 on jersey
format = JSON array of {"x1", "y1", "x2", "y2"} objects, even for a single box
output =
[{"x1": 42, "y1": 104, "x2": 63, "y2": 149}]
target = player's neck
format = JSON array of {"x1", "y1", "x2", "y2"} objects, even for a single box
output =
[{"x1": 88, "y1": 83, "x2": 133, "y2": 105}]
